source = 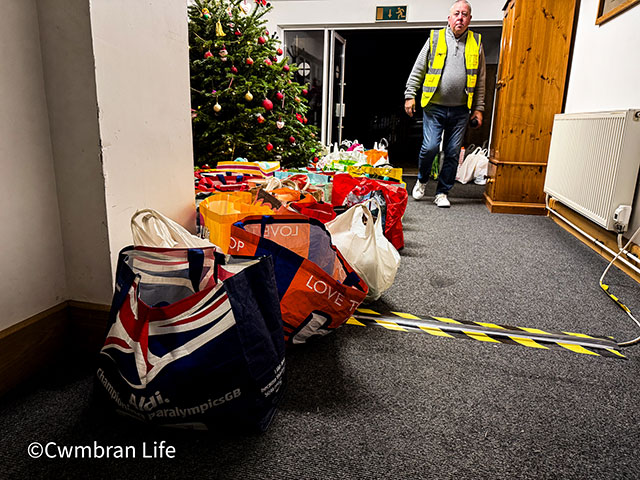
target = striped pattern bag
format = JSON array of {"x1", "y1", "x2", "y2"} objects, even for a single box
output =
[{"x1": 96, "y1": 246, "x2": 285, "y2": 432}]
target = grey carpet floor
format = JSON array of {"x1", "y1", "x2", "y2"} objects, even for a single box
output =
[{"x1": 2, "y1": 182, "x2": 640, "y2": 479}]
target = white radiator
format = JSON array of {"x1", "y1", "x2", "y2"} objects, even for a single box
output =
[{"x1": 544, "y1": 109, "x2": 640, "y2": 232}]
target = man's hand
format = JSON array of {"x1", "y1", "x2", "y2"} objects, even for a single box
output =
[
  {"x1": 470, "y1": 110, "x2": 483, "y2": 128},
  {"x1": 404, "y1": 98, "x2": 416, "y2": 118}
]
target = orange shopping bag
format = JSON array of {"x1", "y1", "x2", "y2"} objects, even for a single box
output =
[{"x1": 229, "y1": 215, "x2": 368, "y2": 344}]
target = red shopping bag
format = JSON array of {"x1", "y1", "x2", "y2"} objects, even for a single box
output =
[
  {"x1": 331, "y1": 174, "x2": 408, "y2": 250},
  {"x1": 195, "y1": 172, "x2": 253, "y2": 193},
  {"x1": 291, "y1": 196, "x2": 337, "y2": 224},
  {"x1": 229, "y1": 215, "x2": 367, "y2": 344}
]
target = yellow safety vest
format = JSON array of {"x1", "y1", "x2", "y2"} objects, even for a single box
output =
[{"x1": 421, "y1": 28, "x2": 481, "y2": 109}]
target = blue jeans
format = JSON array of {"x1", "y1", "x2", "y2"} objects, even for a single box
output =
[{"x1": 417, "y1": 104, "x2": 469, "y2": 195}]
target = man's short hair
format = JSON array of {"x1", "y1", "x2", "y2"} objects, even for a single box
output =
[{"x1": 450, "y1": 0, "x2": 472, "y2": 15}]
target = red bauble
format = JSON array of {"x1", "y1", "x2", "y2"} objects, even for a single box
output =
[
  {"x1": 275, "y1": 92, "x2": 284, "y2": 100},
  {"x1": 257, "y1": 114, "x2": 265, "y2": 124},
  {"x1": 235, "y1": 30, "x2": 242, "y2": 36},
  {"x1": 277, "y1": 48, "x2": 283, "y2": 55},
  {"x1": 262, "y1": 98, "x2": 274, "y2": 110},
  {"x1": 246, "y1": 57, "x2": 254, "y2": 65},
  {"x1": 283, "y1": 64, "x2": 290, "y2": 72},
  {"x1": 302, "y1": 89, "x2": 308, "y2": 95},
  {"x1": 204, "y1": 51, "x2": 213, "y2": 58},
  {"x1": 264, "y1": 58, "x2": 273, "y2": 66},
  {"x1": 258, "y1": 36, "x2": 266, "y2": 45},
  {"x1": 266, "y1": 143, "x2": 274, "y2": 151},
  {"x1": 231, "y1": 66, "x2": 238, "y2": 73},
  {"x1": 289, "y1": 136, "x2": 296, "y2": 143},
  {"x1": 303, "y1": 117, "x2": 308, "y2": 124}
]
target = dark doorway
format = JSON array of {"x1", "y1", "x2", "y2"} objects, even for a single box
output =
[{"x1": 336, "y1": 27, "x2": 500, "y2": 171}]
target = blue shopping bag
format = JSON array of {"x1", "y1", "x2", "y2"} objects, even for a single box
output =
[{"x1": 95, "y1": 246, "x2": 285, "y2": 432}]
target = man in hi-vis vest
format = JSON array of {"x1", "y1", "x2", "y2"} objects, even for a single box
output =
[{"x1": 404, "y1": 0, "x2": 486, "y2": 208}]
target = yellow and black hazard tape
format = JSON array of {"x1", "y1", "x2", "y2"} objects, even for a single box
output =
[{"x1": 348, "y1": 308, "x2": 626, "y2": 359}]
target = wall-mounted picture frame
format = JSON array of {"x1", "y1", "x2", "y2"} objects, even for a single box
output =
[{"x1": 596, "y1": 0, "x2": 640, "y2": 25}]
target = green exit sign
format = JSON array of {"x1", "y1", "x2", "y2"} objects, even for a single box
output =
[{"x1": 376, "y1": 5, "x2": 407, "y2": 22}]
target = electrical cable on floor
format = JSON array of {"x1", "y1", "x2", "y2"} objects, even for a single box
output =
[{"x1": 599, "y1": 224, "x2": 640, "y2": 347}]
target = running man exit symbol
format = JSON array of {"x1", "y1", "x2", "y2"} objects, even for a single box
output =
[{"x1": 375, "y1": 6, "x2": 407, "y2": 22}]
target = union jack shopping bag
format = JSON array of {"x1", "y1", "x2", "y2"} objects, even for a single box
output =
[
  {"x1": 95, "y1": 246, "x2": 285, "y2": 431},
  {"x1": 229, "y1": 215, "x2": 368, "y2": 344}
]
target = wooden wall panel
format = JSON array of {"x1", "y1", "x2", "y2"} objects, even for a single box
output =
[{"x1": 0, "y1": 302, "x2": 110, "y2": 398}]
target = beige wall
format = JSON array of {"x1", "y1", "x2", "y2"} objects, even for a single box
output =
[
  {"x1": 0, "y1": 0, "x2": 195, "y2": 332},
  {"x1": 37, "y1": 0, "x2": 113, "y2": 305},
  {"x1": 90, "y1": 0, "x2": 196, "y2": 269},
  {"x1": 0, "y1": 0, "x2": 67, "y2": 330}
]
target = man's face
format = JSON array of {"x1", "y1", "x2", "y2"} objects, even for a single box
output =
[{"x1": 448, "y1": 2, "x2": 472, "y2": 37}]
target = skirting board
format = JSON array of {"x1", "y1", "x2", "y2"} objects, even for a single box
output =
[
  {"x1": 548, "y1": 199, "x2": 640, "y2": 284},
  {"x1": 483, "y1": 192, "x2": 548, "y2": 216},
  {"x1": 0, "y1": 301, "x2": 110, "y2": 399}
]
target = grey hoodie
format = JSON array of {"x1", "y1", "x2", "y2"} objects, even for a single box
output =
[{"x1": 405, "y1": 25, "x2": 486, "y2": 112}]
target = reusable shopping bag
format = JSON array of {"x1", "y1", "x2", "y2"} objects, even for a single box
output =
[
  {"x1": 326, "y1": 200, "x2": 400, "y2": 302},
  {"x1": 214, "y1": 160, "x2": 280, "y2": 177},
  {"x1": 195, "y1": 172, "x2": 253, "y2": 193},
  {"x1": 346, "y1": 165, "x2": 404, "y2": 184},
  {"x1": 228, "y1": 215, "x2": 368, "y2": 344},
  {"x1": 199, "y1": 192, "x2": 274, "y2": 253},
  {"x1": 290, "y1": 196, "x2": 337, "y2": 224},
  {"x1": 96, "y1": 246, "x2": 286, "y2": 432}
]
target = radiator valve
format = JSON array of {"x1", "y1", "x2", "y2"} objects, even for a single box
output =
[{"x1": 613, "y1": 205, "x2": 632, "y2": 232}]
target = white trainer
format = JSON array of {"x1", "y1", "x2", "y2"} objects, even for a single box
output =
[
  {"x1": 412, "y1": 180, "x2": 427, "y2": 200},
  {"x1": 434, "y1": 193, "x2": 450, "y2": 208}
]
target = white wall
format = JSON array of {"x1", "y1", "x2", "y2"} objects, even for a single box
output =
[
  {"x1": 90, "y1": 0, "x2": 197, "y2": 276},
  {"x1": 565, "y1": 0, "x2": 640, "y2": 113},
  {"x1": 0, "y1": 0, "x2": 67, "y2": 330},
  {"x1": 564, "y1": 0, "x2": 640, "y2": 233},
  {"x1": 268, "y1": 0, "x2": 504, "y2": 30}
]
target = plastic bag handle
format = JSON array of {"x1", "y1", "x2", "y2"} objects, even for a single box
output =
[
  {"x1": 352, "y1": 203, "x2": 376, "y2": 238},
  {"x1": 361, "y1": 197, "x2": 383, "y2": 230}
]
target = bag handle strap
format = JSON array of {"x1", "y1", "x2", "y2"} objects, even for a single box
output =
[
  {"x1": 187, "y1": 249, "x2": 205, "y2": 291},
  {"x1": 281, "y1": 179, "x2": 299, "y2": 191},
  {"x1": 350, "y1": 201, "x2": 376, "y2": 237},
  {"x1": 361, "y1": 197, "x2": 384, "y2": 230}
]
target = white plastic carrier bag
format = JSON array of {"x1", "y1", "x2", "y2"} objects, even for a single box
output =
[
  {"x1": 131, "y1": 208, "x2": 214, "y2": 248},
  {"x1": 325, "y1": 200, "x2": 400, "y2": 302},
  {"x1": 456, "y1": 147, "x2": 489, "y2": 185}
]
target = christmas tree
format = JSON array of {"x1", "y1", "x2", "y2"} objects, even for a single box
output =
[{"x1": 188, "y1": 0, "x2": 322, "y2": 168}]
